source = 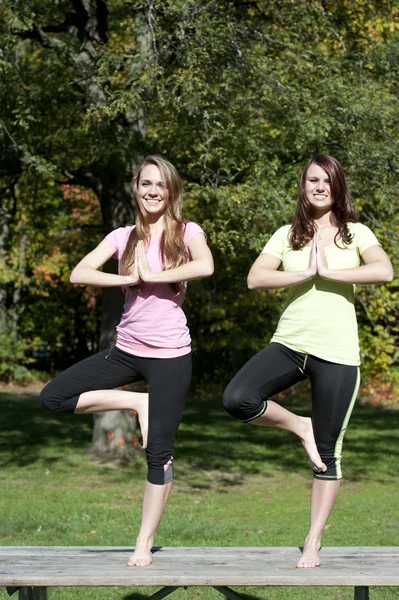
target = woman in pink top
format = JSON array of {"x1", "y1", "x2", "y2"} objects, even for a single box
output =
[{"x1": 41, "y1": 155, "x2": 214, "y2": 566}]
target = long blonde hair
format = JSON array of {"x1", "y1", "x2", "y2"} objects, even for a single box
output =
[{"x1": 120, "y1": 155, "x2": 188, "y2": 294}]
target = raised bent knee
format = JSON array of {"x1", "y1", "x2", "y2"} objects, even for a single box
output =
[
  {"x1": 223, "y1": 386, "x2": 244, "y2": 420},
  {"x1": 223, "y1": 384, "x2": 267, "y2": 422},
  {"x1": 40, "y1": 382, "x2": 77, "y2": 413},
  {"x1": 40, "y1": 384, "x2": 57, "y2": 412}
]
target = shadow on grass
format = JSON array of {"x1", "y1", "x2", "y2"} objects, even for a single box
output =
[
  {"x1": 0, "y1": 392, "x2": 93, "y2": 468},
  {"x1": 175, "y1": 389, "x2": 399, "y2": 484},
  {"x1": 1, "y1": 389, "x2": 398, "y2": 484}
]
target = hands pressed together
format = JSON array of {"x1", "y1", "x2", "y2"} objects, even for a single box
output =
[
  {"x1": 126, "y1": 235, "x2": 332, "y2": 288},
  {"x1": 306, "y1": 234, "x2": 330, "y2": 280},
  {"x1": 125, "y1": 241, "x2": 155, "y2": 286}
]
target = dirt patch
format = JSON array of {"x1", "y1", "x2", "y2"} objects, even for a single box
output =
[{"x1": 0, "y1": 381, "x2": 47, "y2": 395}]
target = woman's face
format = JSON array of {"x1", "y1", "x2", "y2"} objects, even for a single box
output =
[
  {"x1": 136, "y1": 164, "x2": 168, "y2": 216},
  {"x1": 305, "y1": 163, "x2": 333, "y2": 213}
]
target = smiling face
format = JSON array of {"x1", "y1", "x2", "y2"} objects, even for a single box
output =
[
  {"x1": 135, "y1": 164, "x2": 169, "y2": 218},
  {"x1": 305, "y1": 163, "x2": 334, "y2": 214}
]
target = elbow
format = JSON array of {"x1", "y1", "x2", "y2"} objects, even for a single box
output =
[
  {"x1": 202, "y1": 267, "x2": 214, "y2": 279},
  {"x1": 70, "y1": 268, "x2": 81, "y2": 284},
  {"x1": 247, "y1": 274, "x2": 257, "y2": 290},
  {"x1": 382, "y1": 267, "x2": 394, "y2": 284},
  {"x1": 200, "y1": 260, "x2": 214, "y2": 278},
  {"x1": 377, "y1": 262, "x2": 395, "y2": 284},
  {"x1": 247, "y1": 266, "x2": 261, "y2": 289},
  {"x1": 206, "y1": 263, "x2": 215, "y2": 277}
]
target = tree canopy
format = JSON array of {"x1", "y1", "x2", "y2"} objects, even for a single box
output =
[{"x1": 1, "y1": 0, "x2": 398, "y2": 387}]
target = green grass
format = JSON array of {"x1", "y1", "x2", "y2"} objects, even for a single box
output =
[{"x1": 0, "y1": 388, "x2": 398, "y2": 600}]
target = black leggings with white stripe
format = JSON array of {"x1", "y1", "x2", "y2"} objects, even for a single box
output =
[
  {"x1": 40, "y1": 346, "x2": 192, "y2": 485},
  {"x1": 223, "y1": 343, "x2": 360, "y2": 480}
]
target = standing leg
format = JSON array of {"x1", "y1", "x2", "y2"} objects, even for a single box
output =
[
  {"x1": 223, "y1": 343, "x2": 326, "y2": 471},
  {"x1": 127, "y1": 353, "x2": 192, "y2": 567},
  {"x1": 297, "y1": 479, "x2": 341, "y2": 568},
  {"x1": 40, "y1": 346, "x2": 149, "y2": 446},
  {"x1": 128, "y1": 480, "x2": 173, "y2": 567},
  {"x1": 296, "y1": 358, "x2": 360, "y2": 568}
]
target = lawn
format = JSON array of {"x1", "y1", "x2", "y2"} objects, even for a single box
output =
[{"x1": 0, "y1": 387, "x2": 398, "y2": 600}]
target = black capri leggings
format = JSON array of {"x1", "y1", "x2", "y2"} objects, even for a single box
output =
[
  {"x1": 40, "y1": 346, "x2": 192, "y2": 486},
  {"x1": 223, "y1": 343, "x2": 360, "y2": 480}
]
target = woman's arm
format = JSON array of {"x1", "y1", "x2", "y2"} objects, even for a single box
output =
[
  {"x1": 316, "y1": 237, "x2": 394, "y2": 284},
  {"x1": 70, "y1": 238, "x2": 139, "y2": 287},
  {"x1": 247, "y1": 243, "x2": 316, "y2": 290},
  {"x1": 136, "y1": 233, "x2": 214, "y2": 284}
]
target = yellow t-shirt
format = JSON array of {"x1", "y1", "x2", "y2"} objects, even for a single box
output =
[{"x1": 262, "y1": 223, "x2": 380, "y2": 366}]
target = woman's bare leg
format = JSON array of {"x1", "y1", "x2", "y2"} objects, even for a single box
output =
[
  {"x1": 74, "y1": 390, "x2": 149, "y2": 448},
  {"x1": 127, "y1": 481, "x2": 172, "y2": 567},
  {"x1": 296, "y1": 479, "x2": 341, "y2": 568},
  {"x1": 251, "y1": 400, "x2": 327, "y2": 472}
]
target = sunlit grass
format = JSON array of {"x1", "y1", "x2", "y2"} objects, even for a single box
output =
[{"x1": 0, "y1": 390, "x2": 398, "y2": 600}]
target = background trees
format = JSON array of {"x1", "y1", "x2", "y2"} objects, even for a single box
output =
[{"x1": 1, "y1": 0, "x2": 398, "y2": 391}]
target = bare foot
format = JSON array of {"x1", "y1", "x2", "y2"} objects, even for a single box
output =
[
  {"x1": 296, "y1": 542, "x2": 322, "y2": 569},
  {"x1": 298, "y1": 416, "x2": 326, "y2": 473},
  {"x1": 135, "y1": 394, "x2": 149, "y2": 449},
  {"x1": 127, "y1": 546, "x2": 153, "y2": 567}
]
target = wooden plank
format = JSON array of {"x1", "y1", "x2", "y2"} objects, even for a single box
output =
[
  {"x1": 1, "y1": 546, "x2": 398, "y2": 559},
  {"x1": 0, "y1": 547, "x2": 398, "y2": 588}
]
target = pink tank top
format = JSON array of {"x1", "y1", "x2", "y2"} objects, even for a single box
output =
[{"x1": 106, "y1": 222, "x2": 204, "y2": 358}]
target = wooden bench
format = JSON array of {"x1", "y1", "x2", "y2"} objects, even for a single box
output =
[{"x1": 1, "y1": 546, "x2": 398, "y2": 600}]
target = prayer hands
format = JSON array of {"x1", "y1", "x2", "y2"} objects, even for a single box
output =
[
  {"x1": 306, "y1": 235, "x2": 329, "y2": 280},
  {"x1": 307, "y1": 238, "x2": 317, "y2": 277},
  {"x1": 315, "y1": 234, "x2": 329, "y2": 277},
  {"x1": 124, "y1": 241, "x2": 154, "y2": 286},
  {"x1": 124, "y1": 252, "x2": 140, "y2": 286},
  {"x1": 136, "y1": 240, "x2": 155, "y2": 283},
  {"x1": 130, "y1": 254, "x2": 140, "y2": 284}
]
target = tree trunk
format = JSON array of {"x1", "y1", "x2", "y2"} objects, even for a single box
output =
[
  {"x1": 85, "y1": 405, "x2": 141, "y2": 463},
  {"x1": 6, "y1": 0, "x2": 151, "y2": 459},
  {"x1": 85, "y1": 177, "x2": 142, "y2": 461},
  {"x1": 11, "y1": 184, "x2": 26, "y2": 335},
  {"x1": 74, "y1": 2, "x2": 152, "y2": 461},
  {"x1": 0, "y1": 201, "x2": 11, "y2": 334},
  {"x1": 54, "y1": 0, "x2": 148, "y2": 461}
]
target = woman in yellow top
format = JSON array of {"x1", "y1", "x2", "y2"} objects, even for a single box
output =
[{"x1": 223, "y1": 154, "x2": 393, "y2": 568}]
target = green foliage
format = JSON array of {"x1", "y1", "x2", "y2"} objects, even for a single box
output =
[
  {"x1": 0, "y1": 0, "x2": 398, "y2": 382},
  {"x1": 0, "y1": 321, "x2": 34, "y2": 384},
  {"x1": 0, "y1": 175, "x2": 103, "y2": 380}
]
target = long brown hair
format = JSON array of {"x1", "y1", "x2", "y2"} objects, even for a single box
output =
[
  {"x1": 289, "y1": 154, "x2": 357, "y2": 249},
  {"x1": 120, "y1": 155, "x2": 187, "y2": 294}
]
